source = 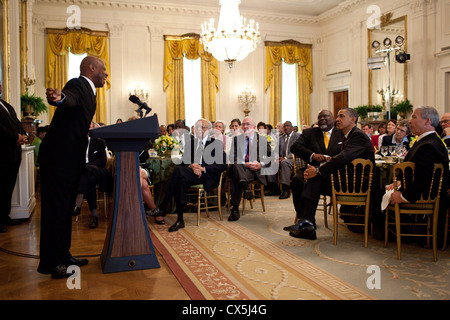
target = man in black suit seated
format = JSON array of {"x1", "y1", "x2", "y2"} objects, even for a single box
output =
[
  {"x1": 390, "y1": 106, "x2": 449, "y2": 204},
  {"x1": 73, "y1": 124, "x2": 110, "y2": 229},
  {"x1": 380, "y1": 119, "x2": 412, "y2": 153},
  {"x1": 156, "y1": 118, "x2": 227, "y2": 232},
  {"x1": 285, "y1": 108, "x2": 375, "y2": 240},
  {"x1": 228, "y1": 116, "x2": 273, "y2": 222},
  {"x1": 0, "y1": 81, "x2": 28, "y2": 233},
  {"x1": 285, "y1": 110, "x2": 343, "y2": 232}
]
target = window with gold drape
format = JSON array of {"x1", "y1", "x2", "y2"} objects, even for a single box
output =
[
  {"x1": 45, "y1": 28, "x2": 111, "y2": 124},
  {"x1": 265, "y1": 40, "x2": 313, "y2": 127},
  {"x1": 163, "y1": 34, "x2": 219, "y2": 125}
]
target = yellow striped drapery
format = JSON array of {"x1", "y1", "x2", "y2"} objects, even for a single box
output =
[
  {"x1": 265, "y1": 40, "x2": 313, "y2": 127},
  {"x1": 46, "y1": 28, "x2": 110, "y2": 123},
  {"x1": 163, "y1": 34, "x2": 219, "y2": 125}
]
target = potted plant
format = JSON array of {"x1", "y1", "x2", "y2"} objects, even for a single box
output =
[
  {"x1": 354, "y1": 105, "x2": 369, "y2": 120},
  {"x1": 368, "y1": 104, "x2": 383, "y2": 120},
  {"x1": 392, "y1": 99, "x2": 413, "y2": 119},
  {"x1": 21, "y1": 92, "x2": 48, "y2": 118}
]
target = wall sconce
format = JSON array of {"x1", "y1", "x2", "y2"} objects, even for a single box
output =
[
  {"x1": 238, "y1": 88, "x2": 256, "y2": 116},
  {"x1": 129, "y1": 84, "x2": 149, "y2": 102}
]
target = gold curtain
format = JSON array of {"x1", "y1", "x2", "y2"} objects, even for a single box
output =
[
  {"x1": 265, "y1": 40, "x2": 313, "y2": 126},
  {"x1": 46, "y1": 28, "x2": 110, "y2": 123},
  {"x1": 163, "y1": 35, "x2": 219, "y2": 125}
]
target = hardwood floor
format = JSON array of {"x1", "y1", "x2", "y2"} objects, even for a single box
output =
[{"x1": 0, "y1": 187, "x2": 190, "y2": 300}]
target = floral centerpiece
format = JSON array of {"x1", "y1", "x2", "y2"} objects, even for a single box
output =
[{"x1": 153, "y1": 134, "x2": 179, "y2": 156}]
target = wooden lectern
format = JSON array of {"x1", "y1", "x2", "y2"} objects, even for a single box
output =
[{"x1": 90, "y1": 115, "x2": 161, "y2": 273}]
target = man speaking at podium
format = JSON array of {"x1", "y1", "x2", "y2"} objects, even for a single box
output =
[{"x1": 38, "y1": 56, "x2": 108, "y2": 278}]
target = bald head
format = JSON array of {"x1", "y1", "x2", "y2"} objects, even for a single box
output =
[{"x1": 80, "y1": 56, "x2": 108, "y2": 88}]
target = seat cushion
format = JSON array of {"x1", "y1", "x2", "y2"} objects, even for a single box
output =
[{"x1": 336, "y1": 195, "x2": 367, "y2": 202}]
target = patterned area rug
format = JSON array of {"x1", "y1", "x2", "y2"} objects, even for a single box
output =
[
  {"x1": 149, "y1": 215, "x2": 374, "y2": 300},
  {"x1": 149, "y1": 197, "x2": 450, "y2": 300}
]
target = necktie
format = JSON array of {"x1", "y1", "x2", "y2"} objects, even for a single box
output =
[
  {"x1": 245, "y1": 137, "x2": 250, "y2": 162},
  {"x1": 341, "y1": 136, "x2": 346, "y2": 151},
  {"x1": 285, "y1": 134, "x2": 291, "y2": 157},
  {"x1": 324, "y1": 132, "x2": 330, "y2": 149}
]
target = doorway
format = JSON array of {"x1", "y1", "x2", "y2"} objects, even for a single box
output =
[{"x1": 333, "y1": 90, "x2": 348, "y2": 117}]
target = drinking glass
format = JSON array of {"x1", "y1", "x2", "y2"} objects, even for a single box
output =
[{"x1": 380, "y1": 146, "x2": 388, "y2": 157}]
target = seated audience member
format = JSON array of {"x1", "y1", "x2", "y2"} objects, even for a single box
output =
[
  {"x1": 389, "y1": 107, "x2": 449, "y2": 238},
  {"x1": 381, "y1": 119, "x2": 412, "y2": 153},
  {"x1": 73, "y1": 133, "x2": 111, "y2": 228},
  {"x1": 284, "y1": 108, "x2": 375, "y2": 240},
  {"x1": 275, "y1": 122, "x2": 284, "y2": 136},
  {"x1": 159, "y1": 125, "x2": 167, "y2": 136},
  {"x1": 379, "y1": 119, "x2": 396, "y2": 147},
  {"x1": 439, "y1": 112, "x2": 450, "y2": 146},
  {"x1": 214, "y1": 120, "x2": 232, "y2": 156},
  {"x1": 257, "y1": 122, "x2": 266, "y2": 135},
  {"x1": 155, "y1": 119, "x2": 227, "y2": 232},
  {"x1": 389, "y1": 107, "x2": 449, "y2": 202},
  {"x1": 228, "y1": 116, "x2": 273, "y2": 222},
  {"x1": 286, "y1": 110, "x2": 343, "y2": 229},
  {"x1": 272, "y1": 121, "x2": 301, "y2": 199},
  {"x1": 229, "y1": 118, "x2": 242, "y2": 137},
  {"x1": 362, "y1": 123, "x2": 373, "y2": 138},
  {"x1": 371, "y1": 121, "x2": 387, "y2": 150},
  {"x1": 167, "y1": 124, "x2": 174, "y2": 135},
  {"x1": 32, "y1": 126, "x2": 48, "y2": 167}
]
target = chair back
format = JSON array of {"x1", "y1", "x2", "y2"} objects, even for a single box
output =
[
  {"x1": 292, "y1": 154, "x2": 306, "y2": 173},
  {"x1": 393, "y1": 162, "x2": 444, "y2": 206},
  {"x1": 331, "y1": 158, "x2": 374, "y2": 198}
]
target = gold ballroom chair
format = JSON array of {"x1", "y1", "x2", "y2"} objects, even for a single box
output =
[
  {"x1": 331, "y1": 158, "x2": 374, "y2": 247},
  {"x1": 242, "y1": 180, "x2": 266, "y2": 216},
  {"x1": 292, "y1": 154, "x2": 332, "y2": 227},
  {"x1": 186, "y1": 171, "x2": 226, "y2": 225},
  {"x1": 385, "y1": 162, "x2": 444, "y2": 261}
]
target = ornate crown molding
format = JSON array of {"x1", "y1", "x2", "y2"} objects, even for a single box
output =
[{"x1": 34, "y1": 0, "x2": 372, "y2": 26}]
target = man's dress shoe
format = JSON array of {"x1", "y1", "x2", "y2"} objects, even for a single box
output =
[
  {"x1": 228, "y1": 208, "x2": 240, "y2": 222},
  {"x1": 168, "y1": 220, "x2": 185, "y2": 232},
  {"x1": 89, "y1": 216, "x2": 98, "y2": 229},
  {"x1": 65, "y1": 256, "x2": 88, "y2": 267},
  {"x1": 284, "y1": 219, "x2": 317, "y2": 232},
  {"x1": 37, "y1": 264, "x2": 73, "y2": 279},
  {"x1": 287, "y1": 219, "x2": 317, "y2": 240},
  {"x1": 278, "y1": 190, "x2": 290, "y2": 199}
]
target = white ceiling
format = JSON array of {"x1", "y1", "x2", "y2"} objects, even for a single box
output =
[{"x1": 152, "y1": 0, "x2": 345, "y2": 17}]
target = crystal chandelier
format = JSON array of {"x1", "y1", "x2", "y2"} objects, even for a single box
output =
[{"x1": 201, "y1": 0, "x2": 261, "y2": 69}]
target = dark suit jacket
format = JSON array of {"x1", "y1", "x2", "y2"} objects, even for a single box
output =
[
  {"x1": 290, "y1": 127, "x2": 343, "y2": 167},
  {"x1": 0, "y1": 99, "x2": 27, "y2": 163},
  {"x1": 319, "y1": 126, "x2": 375, "y2": 177},
  {"x1": 402, "y1": 132, "x2": 449, "y2": 203},
  {"x1": 39, "y1": 77, "x2": 97, "y2": 178},
  {"x1": 229, "y1": 132, "x2": 273, "y2": 185},
  {"x1": 182, "y1": 136, "x2": 227, "y2": 192}
]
